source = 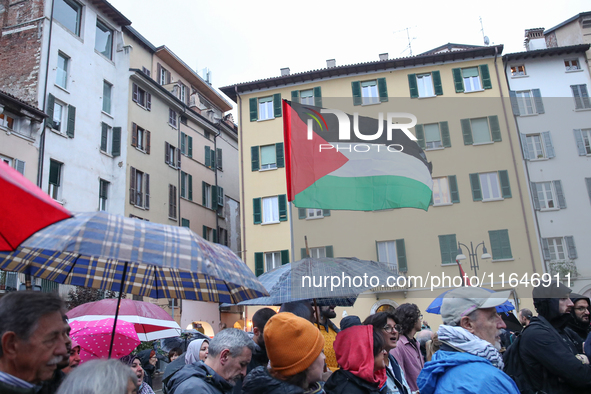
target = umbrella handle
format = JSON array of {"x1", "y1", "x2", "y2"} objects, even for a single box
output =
[{"x1": 109, "y1": 261, "x2": 129, "y2": 359}]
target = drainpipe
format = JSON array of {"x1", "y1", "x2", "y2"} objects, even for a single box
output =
[
  {"x1": 493, "y1": 47, "x2": 538, "y2": 274},
  {"x1": 214, "y1": 119, "x2": 221, "y2": 244},
  {"x1": 236, "y1": 87, "x2": 246, "y2": 263}
]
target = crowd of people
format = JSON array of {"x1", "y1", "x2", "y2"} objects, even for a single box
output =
[{"x1": 1, "y1": 282, "x2": 590, "y2": 394}]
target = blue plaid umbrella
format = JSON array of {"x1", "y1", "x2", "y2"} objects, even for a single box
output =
[
  {"x1": 0, "y1": 211, "x2": 267, "y2": 304},
  {"x1": 230, "y1": 257, "x2": 399, "y2": 307}
]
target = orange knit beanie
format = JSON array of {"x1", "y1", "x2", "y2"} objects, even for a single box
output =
[{"x1": 264, "y1": 312, "x2": 325, "y2": 376}]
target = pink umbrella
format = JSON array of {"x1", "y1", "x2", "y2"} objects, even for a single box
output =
[
  {"x1": 67, "y1": 299, "x2": 181, "y2": 341},
  {"x1": 70, "y1": 318, "x2": 140, "y2": 363}
]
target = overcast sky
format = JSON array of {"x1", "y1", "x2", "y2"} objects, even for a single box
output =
[{"x1": 110, "y1": 0, "x2": 589, "y2": 109}]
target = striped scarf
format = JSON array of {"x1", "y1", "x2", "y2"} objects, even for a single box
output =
[{"x1": 437, "y1": 325, "x2": 504, "y2": 369}]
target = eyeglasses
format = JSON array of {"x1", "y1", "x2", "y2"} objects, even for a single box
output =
[
  {"x1": 574, "y1": 307, "x2": 589, "y2": 312},
  {"x1": 383, "y1": 324, "x2": 402, "y2": 333}
]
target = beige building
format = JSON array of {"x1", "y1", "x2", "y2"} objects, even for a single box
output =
[{"x1": 221, "y1": 44, "x2": 543, "y2": 326}]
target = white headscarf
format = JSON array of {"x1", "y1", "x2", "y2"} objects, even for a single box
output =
[{"x1": 185, "y1": 338, "x2": 208, "y2": 365}]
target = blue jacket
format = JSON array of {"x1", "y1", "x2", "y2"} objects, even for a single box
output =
[{"x1": 417, "y1": 351, "x2": 519, "y2": 394}]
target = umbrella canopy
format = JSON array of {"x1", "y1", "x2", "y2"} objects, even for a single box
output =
[
  {"x1": 0, "y1": 160, "x2": 71, "y2": 251},
  {"x1": 426, "y1": 288, "x2": 515, "y2": 315},
  {"x1": 67, "y1": 299, "x2": 182, "y2": 341},
  {"x1": 231, "y1": 257, "x2": 399, "y2": 307},
  {"x1": 70, "y1": 318, "x2": 140, "y2": 362},
  {"x1": 0, "y1": 211, "x2": 268, "y2": 304}
]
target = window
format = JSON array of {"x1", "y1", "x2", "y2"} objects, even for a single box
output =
[
  {"x1": 408, "y1": 72, "x2": 443, "y2": 98},
  {"x1": 131, "y1": 123, "x2": 150, "y2": 153},
  {"x1": 571, "y1": 85, "x2": 591, "y2": 110},
  {"x1": 129, "y1": 167, "x2": 149, "y2": 209},
  {"x1": 510, "y1": 65, "x2": 526, "y2": 77},
  {"x1": 95, "y1": 20, "x2": 113, "y2": 60},
  {"x1": 425, "y1": 123, "x2": 442, "y2": 149},
  {"x1": 168, "y1": 184, "x2": 177, "y2": 219},
  {"x1": 158, "y1": 64, "x2": 171, "y2": 85},
  {"x1": 48, "y1": 159, "x2": 63, "y2": 200},
  {"x1": 510, "y1": 89, "x2": 544, "y2": 116},
  {"x1": 361, "y1": 80, "x2": 379, "y2": 105},
  {"x1": 542, "y1": 237, "x2": 577, "y2": 262},
  {"x1": 470, "y1": 171, "x2": 511, "y2": 201},
  {"x1": 54, "y1": 0, "x2": 81, "y2": 36},
  {"x1": 515, "y1": 91, "x2": 535, "y2": 115},
  {"x1": 1, "y1": 155, "x2": 25, "y2": 175},
  {"x1": 216, "y1": 148, "x2": 222, "y2": 170},
  {"x1": 203, "y1": 182, "x2": 211, "y2": 208},
  {"x1": 56, "y1": 53, "x2": 69, "y2": 89},
  {"x1": 47, "y1": 94, "x2": 76, "y2": 138},
  {"x1": 202, "y1": 226, "x2": 217, "y2": 242},
  {"x1": 352, "y1": 78, "x2": 388, "y2": 106},
  {"x1": 575, "y1": 128, "x2": 591, "y2": 156},
  {"x1": 180, "y1": 171, "x2": 192, "y2": 200},
  {"x1": 165, "y1": 142, "x2": 180, "y2": 168},
  {"x1": 181, "y1": 218, "x2": 190, "y2": 228},
  {"x1": 438, "y1": 234, "x2": 457, "y2": 265},
  {"x1": 52, "y1": 101, "x2": 64, "y2": 132},
  {"x1": 258, "y1": 96, "x2": 274, "y2": 120},
  {"x1": 416, "y1": 74, "x2": 434, "y2": 97},
  {"x1": 204, "y1": 146, "x2": 216, "y2": 169},
  {"x1": 249, "y1": 94, "x2": 281, "y2": 121},
  {"x1": 102, "y1": 81, "x2": 112, "y2": 114},
  {"x1": 415, "y1": 122, "x2": 451, "y2": 150},
  {"x1": 100, "y1": 123, "x2": 120, "y2": 157},
  {"x1": 565, "y1": 59, "x2": 580, "y2": 71},
  {"x1": 531, "y1": 180, "x2": 566, "y2": 210},
  {"x1": 253, "y1": 195, "x2": 287, "y2": 224},
  {"x1": 307, "y1": 209, "x2": 323, "y2": 219},
  {"x1": 168, "y1": 108, "x2": 178, "y2": 128},
  {"x1": 99, "y1": 179, "x2": 109, "y2": 211},
  {"x1": 461, "y1": 116, "x2": 501, "y2": 145},
  {"x1": 300, "y1": 89, "x2": 314, "y2": 105},
  {"x1": 180, "y1": 132, "x2": 192, "y2": 157},
  {"x1": 265, "y1": 252, "x2": 281, "y2": 272},
  {"x1": 251, "y1": 143, "x2": 284, "y2": 171},
  {"x1": 489, "y1": 230, "x2": 512, "y2": 260},
  {"x1": 291, "y1": 87, "x2": 322, "y2": 107},
  {"x1": 254, "y1": 250, "x2": 289, "y2": 276},
  {"x1": 142, "y1": 66, "x2": 150, "y2": 77},
  {"x1": 180, "y1": 83, "x2": 187, "y2": 104},
  {"x1": 546, "y1": 238, "x2": 566, "y2": 261},
  {"x1": 432, "y1": 176, "x2": 459, "y2": 205},
  {"x1": 452, "y1": 65, "x2": 492, "y2": 93},
  {"x1": 300, "y1": 246, "x2": 334, "y2": 259},
  {"x1": 376, "y1": 239, "x2": 407, "y2": 273},
  {"x1": 132, "y1": 83, "x2": 151, "y2": 111},
  {"x1": 0, "y1": 113, "x2": 15, "y2": 130}
]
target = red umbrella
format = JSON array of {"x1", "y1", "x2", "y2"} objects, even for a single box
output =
[
  {"x1": 67, "y1": 299, "x2": 181, "y2": 341},
  {"x1": 70, "y1": 318, "x2": 140, "y2": 362},
  {"x1": 0, "y1": 160, "x2": 71, "y2": 251}
]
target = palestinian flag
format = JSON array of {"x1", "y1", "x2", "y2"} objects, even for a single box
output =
[{"x1": 283, "y1": 100, "x2": 433, "y2": 211}]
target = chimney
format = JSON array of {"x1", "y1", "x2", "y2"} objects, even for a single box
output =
[
  {"x1": 524, "y1": 28, "x2": 546, "y2": 51},
  {"x1": 280, "y1": 67, "x2": 290, "y2": 76},
  {"x1": 379, "y1": 53, "x2": 388, "y2": 61},
  {"x1": 326, "y1": 59, "x2": 336, "y2": 68}
]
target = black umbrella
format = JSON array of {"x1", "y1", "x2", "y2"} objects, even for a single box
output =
[{"x1": 502, "y1": 311, "x2": 523, "y2": 333}]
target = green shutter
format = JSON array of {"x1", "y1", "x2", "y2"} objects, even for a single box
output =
[
  {"x1": 218, "y1": 186, "x2": 224, "y2": 206},
  {"x1": 440, "y1": 121, "x2": 451, "y2": 148},
  {"x1": 281, "y1": 250, "x2": 289, "y2": 265},
  {"x1": 414, "y1": 125, "x2": 425, "y2": 149},
  {"x1": 112, "y1": 127, "x2": 121, "y2": 157},
  {"x1": 291, "y1": 90, "x2": 299, "y2": 104},
  {"x1": 100, "y1": 123, "x2": 108, "y2": 151},
  {"x1": 408, "y1": 74, "x2": 418, "y2": 98},
  {"x1": 439, "y1": 234, "x2": 457, "y2": 265},
  {"x1": 251, "y1": 146, "x2": 260, "y2": 171},
  {"x1": 255, "y1": 252, "x2": 264, "y2": 276},
  {"x1": 205, "y1": 146, "x2": 211, "y2": 168},
  {"x1": 249, "y1": 97, "x2": 258, "y2": 121},
  {"x1": 217, "y1": 148, "x2": 222, "y2": 169},
  {"x1": 46, "y1": 94, "x2": 55, "y2": 128},
  {"x1": 489, "y1": 115, "x2": 502, "y2": 142},
  {"x1": 49, "y1": 160, "x2": 60, "y2": 185},
  {"x1": 213, "y1": 229, "x2": 217, "y2": 243},
  {"x1": 489, "y1": 230, "x2": 512, "y2": 260},
  {"x1": 498, "y1": 170, "x2": 512, "y2": 198},
  {"x1": 188, "y1": 174, "x2": 192, "y2": 201},
  {"x1": 273, "y1": 93, "x2": 282, "y2": 118},
  {"x1": 298, "y1": 208, "x2": 306, "y2": 219},
  {"x1": 532, "y1": 88, "x2": 545, "y2": 114},
  {"x1": 180, "y1": 172, "x2": 186, "y2": 198},
  {"x1": 452, "y1": 68, "x2": 464, "y2": 93},
  {"x1": 449, "y1": 175, "x2": 459, "y2": 203},
  {"x1": 396, "y1": 239, "x2": 407, "y2": 273},
  {"x1": 188, "y1": 136, "x2": 193, "y2": 158},
  {"x1": 322, "y1": 209, "x2": 330, "y2": 217},
  {"x1": 469, "y1": 173, "x2": 482, "y2": 201},
  {"x1": 202, "y1": 225, "x2": 207, "y2": 239},
  {"x1": 432, "y1": 71, "x2": 443, "y2": 96},
  {"x1": 480, "y1": 64, "x2": 492, "y2": 90},
  {"x1": 377, "y1": 78, "x2": 388, "y2": 102},
  {"x1": 66, "y1": 105, "x2": 76, "y2": 138},
  {"x1": 314, "y1": 87, "x2": 322, "y2": 107},
  {"x1": 181, "y1": 218, "x2": 190, "y2": 228},
  {"x1": 278, "y1": 194, "x2": 287, "y2": 221},
  {"x1": 352, "y1": 81, "x2": 362, "y2": 106},
  {"x1": 460, "y1": 118, "x2": 473, "y2": 145},
  {"x1": 253, "y1": 198, "x2": 262, "y2": 224},
  {"x1": 210, "y1": 150, "x2": 216, "y2": 170},
  {"x1": 509, "y1": 91, "x2": 520, "y2": 116},
  {"x1": 211, "y1": 186, "x2": 216, "y2": 208},
  {"x1": 301, "y1": 248, "x2": 307, "y2": 259},
  {"x1": 276, "y1": 143, "x2": 284, "y2": 168},
  {"x1": 181, "y1": 132, "x2": 186, "y2": 154},
  {"x1": 202, "y1": 181, "x2": 207, "y2": 206},
  {"x1": 325, "y1": 245, "x2": 334, "y2": 258}
]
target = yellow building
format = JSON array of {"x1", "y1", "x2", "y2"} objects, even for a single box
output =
[{"x1": 221, "y1": 44, "x2": 543, "y2": 326}]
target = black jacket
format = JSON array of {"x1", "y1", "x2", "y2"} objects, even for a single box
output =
[
  {"x1": 519, "y1": 315, "x2": 591, "y2": 394},
  {"x1": 167, "y1": 360, "x2": 233, "y2": 394},
  {"x1": 324, "y1": 369, "x2": 383, "y2": 394},
  {"x1": 241, "y1": 366, "x2": 323, "y2": 394},
  {"x1": 138, "y1": 349, "x2": 156, "y2": 388}
]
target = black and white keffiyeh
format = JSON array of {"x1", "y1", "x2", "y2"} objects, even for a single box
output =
[{"x1": 438, "y1": 325, "x2": 504, "y2": 369}]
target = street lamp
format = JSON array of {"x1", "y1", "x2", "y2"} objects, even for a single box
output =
[{"x1": 456, "y1": 241, "x2": 492, "y2": 277}]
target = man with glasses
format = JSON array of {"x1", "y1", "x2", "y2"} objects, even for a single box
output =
[
  {"x1": 391, "y1": 304, "x2": 424, "y2": 393},
  {"x1": 566, "y1": 293, "x2": 590, "y2": 353},
  {"x1": 363, "y1": 312, "x2": 410, "y2": 394}
]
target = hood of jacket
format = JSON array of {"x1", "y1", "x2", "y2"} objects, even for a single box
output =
[
  {"x1": 241, "y1": 366, "x2": 306, "y2": 394},
  {"x1": 166, "y1": 360, "x2": 232, "y2": 394},
  {"x1": 162, "y1": 352, "x2": 186, "y2": 383},
  {"x1": 417, "y1": 350, "x2": 494, "y2": 394}
]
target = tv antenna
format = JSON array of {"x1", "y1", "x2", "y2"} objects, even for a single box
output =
[
  {"x1": 394, "y1": 26, "x2": 417, "y2": 56},
  {"x1": 480, "y1": 16, "x2": 490, "y2": 46}
]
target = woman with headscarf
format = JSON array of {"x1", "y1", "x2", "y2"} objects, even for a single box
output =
[
  {"x1": 120, "y1": 354, "x2": 156, "y2": 394},
  {"x1": 324, "y1": 325, "x2": 388, "y2": 394},
  {"x1": 185, "y1": 338, "x2": 209, "y2": 364}
]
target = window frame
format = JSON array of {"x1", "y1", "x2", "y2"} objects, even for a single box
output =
[
  {"x1": 300, "y1": 89, "x2": 314, "y2": 105},
  {"x1": 479, "y1": 172, "x2": 502, "y2": 201},
  {"x1": 306, "y1": 208, "x2": 324, "y2": 219},
  {"x1": 102, "y1": 80, "x2": 112, "y2": 114},
  {"x1": 510, "y1": 65, "x2": 527, "y2": 77},
  {"x1": 168, "y1": 108, "x2": 178, "y2": 128},
  {"x1": 536, "y1": 181, "x2": 557, "y2": 210},
  {"x1": 52, "y1": 100, "x2": 66, "y2": 133},
  {"x1": 416, "y1": 73, "x2": 435, "y2": 98},
  {"x1": 258, "y1": 96, "x2": 274, "y2": 121},
  {"x1": 136, "y1": 125, "x2": 145, "y2": 151},
  {"x1": 376, "y1": 240, "x2": 398, "y2": 272},
  {"x1": 260, "y1": 144, "x2": 277, "y2": 170},
  {"x1": 423, "y1": 123, "x2": 443, "y2": 150},
  {"x1": 547, "y1": 237, "x2": 566, "y2": 261},
  {"x1": 54, "y1": 0, "x2": 82, "y2": 36},
  {"x1": 571, "y1": 84, "x2": 591, "y2": 110},
  {"x1": 48, "y1": 159, "x2": 63, "y2": 201},
  {"x1": 582, "y1": 129, "x2": 591, "y2": 155},
  {"x1": 515, "y1": 90, "x2": 536, "y2": 115},
  {"x1": 470, "y1": 117, "x2": 492, "y2": 144},
  {"x1": 265, "y1": 251, "x2": 281, "y2": 272},
  {"x1": 94, "y1": 19, "x2": 113, "y2": 60},
  {"x1": 0, "y1": 112, "x2": 16, "y2": 131},
  {"x1": 432, "y1": 177, "x2": 452, "y2": 206},
  {"x1": 100, "y1": 122, "x2": 112, "y2": 154},
  {"x1": 56, "y1": 52, "x2": 69, "y2": 89},
  {"x1": 361, "y1": 80, "x2": 379, "y2": 105},
  {"x1": 461, "y1": 67, "x2": 482, "y2": 92},
  {"x1": 525, "y1": 134, "x2": 545, "y2": 159},
  {"x1": 261, "y1": 196, "x2": 279, "y2": 224},
  {"x1": 309, "y1": 247, "x2": 327, "y2": 259},
  {"x1": 564, "y1": 59, "x2": 581, "y2": 72},
  {"x1": 99, "y1": 179, "x2": 109, "y2": 211},
  {"x1": 203, "y1": 183, "x2": 211, "y2": 209}
]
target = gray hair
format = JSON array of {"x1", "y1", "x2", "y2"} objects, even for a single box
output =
[
  {"x1": 449, "y1": 308, "x2": 481, "y2": 327},
  {"x1": 56, "y1": 359, "x2": 137, "y2": 394},
  {"x1": 208, "y1": 328, "x2": 255, "y2": 358},
  {"x1": 0, "y1": 291, "x2": 66, "y2": 357},
  {"x1": 416, "y1": 329, "x2": 433, "y2": 346}
]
